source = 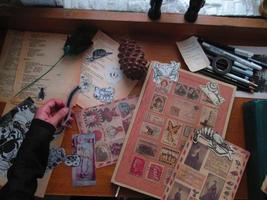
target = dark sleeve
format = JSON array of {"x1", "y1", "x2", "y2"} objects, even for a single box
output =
[{"x1": 0, "y1": 119, "x2": 55, "y2": 200}]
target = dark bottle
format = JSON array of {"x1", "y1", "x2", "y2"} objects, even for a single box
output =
[{"x1": 184, "y1": 0, "x2": 205, "y2": 23}]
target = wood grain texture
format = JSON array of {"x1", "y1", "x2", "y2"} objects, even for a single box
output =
[{"x1": 0, "y1": 7, "x2": 266, "y2": 199}]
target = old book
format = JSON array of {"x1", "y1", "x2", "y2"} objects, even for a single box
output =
[
  {"x1": 163, "y1": 128, "x2": 249, "y2": 200},
  {"x1": 112, "y1": 61, "x2": 236, "y2": 198}
]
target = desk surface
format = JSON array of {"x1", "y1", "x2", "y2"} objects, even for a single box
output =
[{"x1": 0, "y1": 37, "x2": 251, "y2": 199}]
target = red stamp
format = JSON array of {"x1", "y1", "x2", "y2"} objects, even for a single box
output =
[
  {"x1": 147, "y1": 163, "x2": 163, "y2": 181},
  {"x1": 130, "y1": 156, "x2": 145, "y2": 177}
]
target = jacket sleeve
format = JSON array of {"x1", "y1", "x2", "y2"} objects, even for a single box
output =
[{"x1": 0, "y1": 119, "x2": 55, "y2": 200}]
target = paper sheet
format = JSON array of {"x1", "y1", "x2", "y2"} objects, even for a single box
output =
[
  {"x1": 11, "y1": 31, "x2": 81, "y2": 105},
  {"x1": 0, "y1": 30, "x2": 24, "y2": 102},
  {"x1": 177, "y1": 36, "x2": 210, "y2": 72},
  {"x1": 77, "y1": 31, "x2": 137, "y2": 108}
]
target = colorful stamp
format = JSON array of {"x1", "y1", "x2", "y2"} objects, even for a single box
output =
[
  {"x1": 169, "y1": 106, "x2": 180, "y2": 118},
  {"x1": 187, "y1": 87, "x2": 201, "y2": 101},
  {"x1": 144, "y1": 112, "x2": 165, "y2": 126},
  {"x1": 130, "y1": 156, "x2": 146, "y2": 177},
  {"x1": 167, "y1": 181, "x2": 191, "y2": 200},
  {"x1": 109, "y1": 140, "x2": 123, "y2": 157},
  {"x1": 104, "y1": 124, "x2": 124, "y2": 140},
  {"x1": 199, "y1": 173, "x2": 225, "y2": 200},
  {"x1": 169, "y1": 100, "x2": 200, "y2": 123},
  {"x1": 150, "y1": 94, "x2": 167, "y2": 113},
  {"x1": 147, "y1": 163, "x2": 164, "y2": 182},
  {"x1": 174, "y1": 83, "x2": 188, "y2": 97},
  {"x1": 199, "y1": 106, "x2": 218, "y2": 128},
  {"x1": 117, "y1": 101, "x2": 136, "y2": 118},
  {"x1": 140, "y1": 122, "x2": 161, "y2": 138},
  {"x1": 162, "y1": 119, "x2": 182, "y2": 147},
  {"x1": 135, "y1": 139, "x2": 158, "y2": 158},
  {"x1": 184, "y1": 142, "x2": 208, "y2": 171},
  {"x1": 156, "y1": 78, "x2": 172, "y2": 94},
  {"x1": 159, "y1": 147, "x2": 179, "y2": 167},
  {"x1": 95, "y1": 143, "x2": 111, "y2": 163}
]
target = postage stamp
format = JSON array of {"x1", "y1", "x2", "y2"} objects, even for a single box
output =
[
  {"x1": 199, "y1": 106, "x2": 218, "y2": 128},
  {"x1": 167, "y1": 181, "x2": 191, "y2": 200},
  {"x1": 147, "y1": 162, "x2": 164, "y2": 182},
  {"x1": 135, "y1": 139, "x2": 158, "y2": 158},
  {"x1": 144, "y1": 112, "x2": 165, "y2": 126},
  {"x1": 155, "y1": 78, "x2": 173, "y2": 94},
  {"x1": 174, "y1": 83, "x2": 188, "y2": 97},
  {"x1": 169, "y1": 100, "x2": 200, "y2": 124},
  {"x1": 184, "y1": 142, "x2": 209, "y2": 171},
  {"x1": 140, "y1": 122, "x2": 162, "y2": 138},
  {"x1": 95, "y1": 143, "x2": 111, "y2": 163},
  {"x1": 162, "y1": 119, "x2": 183, "y2": 147},
  {"x1": 187, "y1": 86, "x2": 201, "y2": 101},
  {"x1": 159, "y1": 147, "x2": 179, "y2": 167},
  {"x1": 150, "y1": 93, "x2": 167, "y2": 113},
  {"x1": 130, "y1": 156, "x2": 146, "y2": 177},
  {"x1": 199, "y1": 173, "x2": 225, "y2": 200},
  {"x1": 117, "y1": 101, "x2": 136, "y2": 119}
]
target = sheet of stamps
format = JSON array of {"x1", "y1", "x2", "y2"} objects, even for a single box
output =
[
  {"x1": 112, "y1": 61, "x2": 236, "y2": 198},
  {"x1": 163, "y1": 129, "x2": 250, "y2": 200},
  {"x1": 72, "y1": 133, "x2": 96, "y2": 187},
  {"x1": 75, "y1": 96, "x2": 138, "y2": 168}
]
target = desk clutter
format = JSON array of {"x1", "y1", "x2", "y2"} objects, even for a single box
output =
[{"x1": 0, "y1": 26, "x2": 267, "y2": 199}]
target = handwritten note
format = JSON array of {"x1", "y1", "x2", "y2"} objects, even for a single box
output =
[{"x1": 177, "y1": 36, "x2": 210, "y2": 72}]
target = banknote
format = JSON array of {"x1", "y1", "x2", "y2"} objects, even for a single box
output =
[{"x1": 72, "y1": 133, "x2": 96, "y2": 187}]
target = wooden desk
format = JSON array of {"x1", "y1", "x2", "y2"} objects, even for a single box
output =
[{"x1": 1, "y1": 7, "x2": 267, "y2": 199}]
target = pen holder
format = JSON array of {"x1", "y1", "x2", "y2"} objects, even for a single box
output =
[
  {"x1": 148, "y1": 0, "x2": 163, "y2": 20},
  {"x1": 184, "y1": 0, "x2": 205, "y2": 23},
  {"x1": 260, "y1": 0, "x2": 267, "y2": 18}
]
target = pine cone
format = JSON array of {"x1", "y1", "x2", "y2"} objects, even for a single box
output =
[{"x1": 118, "y1": 40, "x2": 148, "y2": 80}]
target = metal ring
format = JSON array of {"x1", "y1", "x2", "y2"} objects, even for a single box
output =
[{"x1": 211, "y1": 56, "x2": 232, "y2": 75}]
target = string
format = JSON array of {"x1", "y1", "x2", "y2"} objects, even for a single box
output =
[{"x1": 14, "y1": 54, "x2": 65, "y2": 97}]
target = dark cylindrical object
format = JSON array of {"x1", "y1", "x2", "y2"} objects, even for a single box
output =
[
  {"x1": 148, "y1": 0, "x2": 163, "y2": 20},
  {"x1": 184, "y1": 0, "x2": 205, "y2": 23}
]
